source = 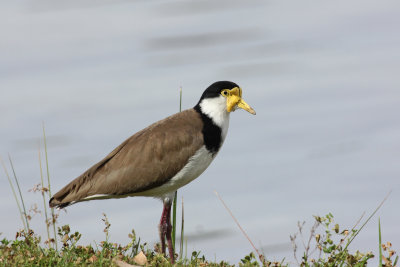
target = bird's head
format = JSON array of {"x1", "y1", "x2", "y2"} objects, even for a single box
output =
[{"x1": 197, "y1": 81, "x2": 256, "y2": 115}]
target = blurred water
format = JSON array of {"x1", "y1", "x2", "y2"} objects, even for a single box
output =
[{"x1": 1, "y1": 0, "x2": 400, "y2": 264}]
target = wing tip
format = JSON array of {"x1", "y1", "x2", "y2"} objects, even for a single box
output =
[{"x1": 49, "y1": 197, "x2": 71, "y2": 209}]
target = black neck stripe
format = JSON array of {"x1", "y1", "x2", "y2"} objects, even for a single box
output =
[{"x1": 194, "y1": 105, "x2": 222, "y2": 155}]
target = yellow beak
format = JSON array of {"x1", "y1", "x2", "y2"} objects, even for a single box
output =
[{"x1": 226, "y1": 87, "x2": 256, "y2": 115}]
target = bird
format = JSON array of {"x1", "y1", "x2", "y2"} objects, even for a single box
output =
[{"x1": 49, "y1": 81, "x2": 256, "y2": 262}]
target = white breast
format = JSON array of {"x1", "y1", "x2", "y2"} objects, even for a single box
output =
[{"x1": 136, "y1": 146, "x2": 215, "y2": 201}]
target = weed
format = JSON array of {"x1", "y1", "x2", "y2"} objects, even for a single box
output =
[{"x1": 290, "y1": 213, "x2": 376, "y2": 266}]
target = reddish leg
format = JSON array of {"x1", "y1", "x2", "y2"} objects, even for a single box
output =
[{"x1": 158, "y1": 201, "x2": 175, "y2": 263}]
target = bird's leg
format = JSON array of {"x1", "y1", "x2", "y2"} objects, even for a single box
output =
[
  {"x1": 158, "y1": 204, "x2": 168, "y2": 255},
  {"x1": 159, "y1": 201, "x2": 174, "y2": 263},
  {"x1": 165, "y1": 207, "x2": 174, "y2": 263}
]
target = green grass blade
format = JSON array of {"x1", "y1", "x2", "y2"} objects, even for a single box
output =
[
  {"x1": 345, "y1": 192, "x2": 390, "y2": 249},
  {"x1": 185, "y1": 237, "x2": 187, "y2": 262},
  {"x1": 1, "y1": 157, "x2": 27, "y2": 231},
  {"x1": 38, "y1": 143, "x2": 51, "y2": 246},
  {"x1": 172, "y1": 191, "x2": 177, "y2": 252},
  {"x1": 42, "y1": 124, "x2": 53, "y2": 198},
  {"x1": 393, "y1": 255, "x2": 399, "y2": 266},
  {"x1": 43, "y1": 123, "x2": 58, "y2": 250},
  {"x1": 172, "y1": 87, "x2": 183, "y2": 253},
  {"x1": 8, "y1": 154, "x2": 30, "y2": 230},
  {"x1": 179, "y1": 196, "x2": 184, "y2": 260},
  {"x1": 378, "y1": 218, "x2": 382, "y2": 267}
]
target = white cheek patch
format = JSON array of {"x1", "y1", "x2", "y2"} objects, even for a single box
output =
[
  {"x1": 199, "y1": 96, "x2": 229, "y2": 127},
  {"x1": 199, "y1": 95, "x2": 230, "y2": 143}
]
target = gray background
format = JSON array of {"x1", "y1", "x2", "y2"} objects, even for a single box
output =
[{"x1": 1, "y1": 0, "x2": 399, "y2": 264}]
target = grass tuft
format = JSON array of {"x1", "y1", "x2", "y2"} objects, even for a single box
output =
[
  {"x1": 1, "y1": 156, "x2": 28, "y2": 232},
  {"x1": 8, "y1": 154, "x2": 30, "y2": 231}
]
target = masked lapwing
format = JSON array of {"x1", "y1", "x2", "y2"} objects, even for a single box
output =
[{"x1": 49, "y1": 81, "x2": 256, "y2": 262}]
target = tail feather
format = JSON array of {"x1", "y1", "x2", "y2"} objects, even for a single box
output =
[{"x1": 48, "y1": 140, "x2": 123, "y2": 209}]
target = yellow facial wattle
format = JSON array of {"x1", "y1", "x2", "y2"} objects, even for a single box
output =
[{"x1": 223, "y1": 87, "x2": 256, "y2": 115}]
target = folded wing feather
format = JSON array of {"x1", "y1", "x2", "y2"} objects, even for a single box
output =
[{"x1": 49, "y1": 109, "x2": 203, "y2": 208}]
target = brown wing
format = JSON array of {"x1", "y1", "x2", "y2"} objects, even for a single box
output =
[{"x1": 49, "y1": 109, "x2": 204, "y2": 207}]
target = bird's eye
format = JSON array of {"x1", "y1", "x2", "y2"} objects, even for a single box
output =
[{"x1": 221, "y1": 90, "x2": 229, "y2": 97}]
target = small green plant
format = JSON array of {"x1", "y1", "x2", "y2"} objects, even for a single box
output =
[
  {"x1": 291, "y1": 213, "x2": 375, "y2": 266},
  {"x1": 240, "y1": 252, "x2": 260, "y2": 266},
  {"x1": 380, "y1": 242, "x2": 398, "y2": 267}
]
